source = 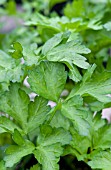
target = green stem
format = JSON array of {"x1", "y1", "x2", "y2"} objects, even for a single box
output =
[{"x1": 47, "y1": 99, "x2": 62, "y2": 124}]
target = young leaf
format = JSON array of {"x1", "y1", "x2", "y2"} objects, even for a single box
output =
[
  {"x1": 28, "y1": 61, "x2": 67, "y2": 102},
  {"x1": 27, "y1": 96, "x2": 50, "y2": 133}
]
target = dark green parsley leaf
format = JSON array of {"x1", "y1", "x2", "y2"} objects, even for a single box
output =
[
  {"x1": 0, "y1": 116, "x2": 22, "y2": 134},
  {"x1": 28, "y1": 61, "x2": 67, "y2": 102},
  {"x1": 93, "y1": 124, "x2": 111, "y2": 150},
  {"x1": 22, "y1": 43, "x2": 40, "y2": 66},
  {"x1": 0, "y1": 50, "x2": 23, "y2": 92},
  {"x1": 27, "y1": 96, "x2": 50, "y2": 133},
  {"x1": 0, "y1": 83, "x2": 30, "y2": 132},
  {"x1": 61, "y1": 95, "x2": 90, "y2": 136},
  {"x1": 12, "y1": 129, "x2": 25, "y2": 146},
  {"x1": 69, "y1": 127, "x2": 90, "y2": 160},
  {"x1": 4, "y1": 140, "x2": 35, "y2": 167},
  {"x1": 82, "y1": 64, "x2": 96, "y2": 83},
  {"x1": 30, "y1": 164, "x2": 41, "y2": 170},
  {"x1": 69, "y1": 65, "x2": 82, "y2": 82},
  {"x1": 42, "y1": 33, "x2": 90, "y2": 82},
  {"x1": 88, "y1": 150, "x2": 111, "y2": 170},
  {"x1": 50, "y1": 110, "x2": 70, "y2": 130},
  {"x1": 37, "y1": 125, "x2": 71, "y2": 146},
  {"x1": 46, "y1": 40, "x2": 90, "y2": 68},
  {"x1": 34, "y1": 144, "x2": 63, "y2": 170},
  {"x1": 91, "y1": 112, "x2": 106, "y2": 131},
  {"x1": 10, "y1": 42, "x2": 23, "y2": 59},
  {"x1": 91, "y1": 114, "x2": 111, "y2": 150},
  {"x1": 33, "y1": 125, "x2": 71, "y2": 170},
  {"x1": 42, "y1": 33, "x2": 63, "y2": 55},
  {"x1": 68, "y1": 71, "x2": 111, "y2": 103}
]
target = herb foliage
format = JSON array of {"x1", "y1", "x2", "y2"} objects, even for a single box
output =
[{"x1": 0, "y1": 0, "x2": 111, "y2": 169}]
